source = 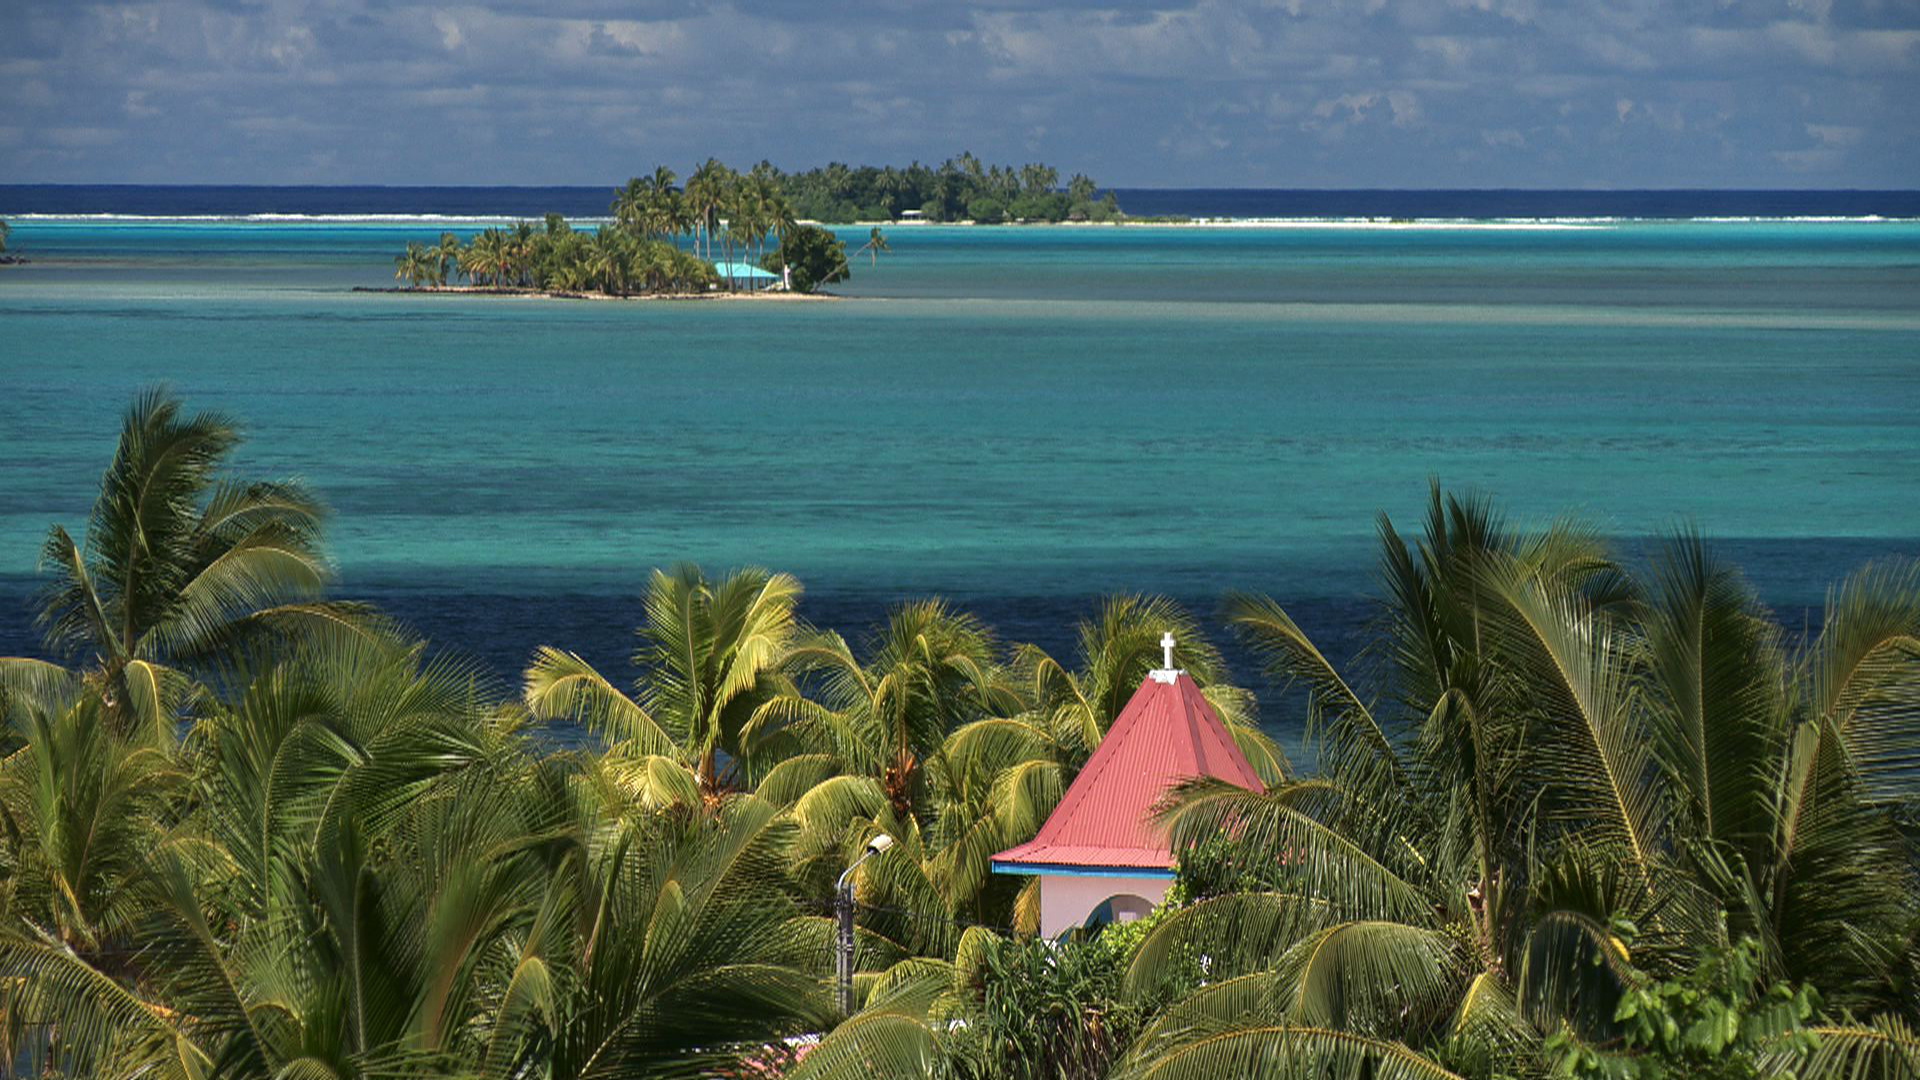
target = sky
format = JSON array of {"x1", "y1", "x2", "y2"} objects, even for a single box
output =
[{"x1": 2, "y1": 0, "x2": 1916, "y2": 188}]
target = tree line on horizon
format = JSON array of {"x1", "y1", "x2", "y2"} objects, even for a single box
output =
[
  {"x1": 763, "y1": 153, "x2": 1125, "y2": 224},
  {"x1": 0, "y1": 391, "x2": 1915, "y2": 1077}
]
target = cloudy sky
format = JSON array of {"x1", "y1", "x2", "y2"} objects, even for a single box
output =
[{"x1": 4, "y1": 0, "x2": 1916, "y2": 187}]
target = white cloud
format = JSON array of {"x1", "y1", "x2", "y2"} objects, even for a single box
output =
[
  {"x1": 44, "y1": 126, "x2": 125, "y2": 148},
  {"x1": 433, "y1": 10, "x2": 465, "y2": 50},
  {"x1": 1772, "y1": 147, "x2": 1840, "y2": 169},
  {"x1": 1806, "y1": 123, "x2": 1861, "y2": 147},
  {"x1": 1386, "y1": 89, "x2": 1422, "y2": 127},
  {"x1": 0, "y1": 0, "x2": 1912, "y2": 186}
]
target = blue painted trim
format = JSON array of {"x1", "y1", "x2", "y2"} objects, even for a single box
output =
[{"x1": 991, "y1": 860, "x2": 1176, "y2": 880}]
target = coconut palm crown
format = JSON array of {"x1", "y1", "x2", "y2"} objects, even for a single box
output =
[{"x1": 12, "y1": 389, "x2": 363, "y2": 737}]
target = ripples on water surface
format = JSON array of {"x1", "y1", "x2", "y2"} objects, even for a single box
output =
[{"x1": 2, "y1": 210, "x2": 1916, "y2": 745}]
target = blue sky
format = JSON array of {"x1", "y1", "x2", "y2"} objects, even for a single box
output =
[{"x1": 3, "y1": 0, "x2": 1916, "y2": 187}]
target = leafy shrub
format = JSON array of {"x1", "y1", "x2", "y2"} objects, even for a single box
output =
[
  {"x1": 943, "y1": 932, "x2": 1140, "y2": 1080},
  {"x1": 1546, "y1": 933, "x2": 1822, "y2": 1080},
  {"x1": 762, "y1": 224, "x2": 849, "y2": 293}
]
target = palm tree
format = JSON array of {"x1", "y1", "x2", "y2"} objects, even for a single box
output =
[
  {"x1": 393, "y1": 241, "x2": 435, "y2": 288},
  {"x1": 613, "y1": 176, "x2": 648, "y2": 233},
  {"x1": 1107, "y1": 487, "x2": 1920, "y2": 1077},
  {"x1": 460, "y1": 230, "x2": 501, "y2": 287},
  {"x1": 0, "y1": 628, "x2": 493, "y2": 1074},
  {"x1": 1019, "y1": 163, "x2": 1059, "y2": 195},
  {"x1": 0, "y1": 217, "x2": 11, "y2": 254},
  {"x1": 0, "y1": 628, "x2": 829, "y2": 1078},
  {"x1": 0, "y1": 688, "x2": 181, "y2": 958},
  {"x1": 435, "y1": 231, "x2": 463, "y2": 284},
  {"x1": 647, "y1": 187, "x2": 687, "y2": 247},
  {"x1": 8, "y1": 389, "x2": 361, "y2": 737},
  {"x1": 642, "y1": 165, "x2": 680, "y2": 243},
  {"x1": 784, "y1": 490, "x2": 1918, "y2": 1080},
  {"x1": 769, "y1": 193, "x2": 800, "y2": 252},
  {"x1": 525, "y1": 565, "x2": 805, "y2": 801},
  {"x1": 855, "y1": 226, "x2": 891, "y2": 267},
  {"x1": 733, "y1": 179, "x2": 768, "y2": 279},
  {"x1": 507, "y1": 220, "x2": 538, "y2": 286},
  {"x1": 585, "y1": 227, "x2": 629, "y2": 294},
  {"x1": 534, "y1": 796, "x2": 834, "y2": 1077},
  {"x1": 767, "y1": 601, "x2": 1011, "y2": 822},
  {"x1": 686, "y1": 158, "x2": 731, "y2": 261}
]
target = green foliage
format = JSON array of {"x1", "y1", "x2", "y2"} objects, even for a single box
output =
[
  {"x1": 3, "y1": 401, "x2": 1917, "y2": 1080},
  {"x1": 1116, "y1": 484, "x2": 1920, "y2": 1080},
  {"x1": 391, "y1": 155, "x2": 1122, "y2": 298},
  {"x1": 942, "y1": 931, "x2": 1148, "y2": 1080},
  {"x1": 768, "y1": 153, "x2": 1120, "y2": 223},
  {"x1": 762, "y1": 223, "x2": 850, "y2": 293},
  {"x1": 27, "y1": 388, "x2": 374, "y2": 738},
  {"x1": 1545, "y1": 934, "x2": 1822, "y2": 1080},
  {"x1": 409, "y1": 221, "x2": 719, "y2": 296},
  {"x1": 966, "y1": 195, "x2": 1009, "y2": 224},
  {"x1": 1175, "y1": 829, "x2": 1282, "y2": 900}
]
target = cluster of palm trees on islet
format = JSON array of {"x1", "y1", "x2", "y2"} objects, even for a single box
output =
[
  {"x1": 391, "y1": 214, "x2": 724, "y2": 296},
  {"x1": 392, "y1": 161, "x2": 885, "y2": 297},
  {"x1": 1, "y1": 390, "x2": 1916, "y2": 1077}
]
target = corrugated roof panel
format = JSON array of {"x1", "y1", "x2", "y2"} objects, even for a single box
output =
[
  {"x1": 714, "y1": 261, "x2": 778, "y2": 279},
  {"x1": 992, "y1": 671, "x2": 1264, "y2": 872}
]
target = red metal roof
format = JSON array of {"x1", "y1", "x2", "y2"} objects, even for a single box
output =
[{"x1": 992, "y1": 671, "x2": 1265, "y2": 872}]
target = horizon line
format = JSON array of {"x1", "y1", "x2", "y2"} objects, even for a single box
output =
[{"x1": 3, "y1": 182, "x2": 1919, "y2": 195}]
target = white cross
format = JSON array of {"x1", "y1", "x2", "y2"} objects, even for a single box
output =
[{"x1": 1160, "y1": 632, "x2": 1176, "y2": 671}]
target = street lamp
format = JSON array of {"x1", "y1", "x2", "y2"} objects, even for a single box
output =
[{"x1": 836, "y1": 833, "x2": 893, "y2": 1017}]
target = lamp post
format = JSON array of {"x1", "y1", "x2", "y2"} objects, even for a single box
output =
[{"x1": 836, "y1": 833, "x2": 893, "y2": 1017}]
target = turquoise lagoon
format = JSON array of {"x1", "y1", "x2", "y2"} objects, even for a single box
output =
[{"x1": 2, "y1": 217, "x2": 1917, "y2": 734}]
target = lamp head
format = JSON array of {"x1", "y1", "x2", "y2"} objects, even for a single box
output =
[{"x1": 867, "y1": 833, "x2": 895, "y2": 855}]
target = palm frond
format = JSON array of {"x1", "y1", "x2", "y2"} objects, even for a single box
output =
[
  {"x1": 1515, "y1": 909, "x2": 1634, "y2": 1040},
  {"x1": 1445, "y1": 971, "x2": 1539, "y2": 1063},
  {"x1": 1804, "y1": 560, "x2": 1920, "y2": 805},
  {"x1": 1643, "y1": 531, "x2": 1794, "y2": 859},
  {"x1": 754, "y1": 753, "x2": 844, "y2": 807},
  {"x1": 144, "y1": 518, "x2": 332, "y2": 660},
  {"x1": 1225, "y1": 592, "x2": 1401, "y2": 793},
  {"x1": 1782, "y1": 1016, "x2": 1920, "y2": 1078},
  {"x1": 1125, "y1": 891, "x2": 1342, "y2": 994},
  {"x1": 1473, "y1": 559, "x2": 1664, "y2": 878},
  {"x1": 1116, "y1": 1024, "x2": 1467, "y2": 1080},
  {"x1": 0, "y1": 656, "x2": 81, "y2": 719},
  {"x1": 36, "y1": 524, "x2": 124, "y2": 663},
  {"x1": 524, "y1": 646, "x2": 676, "y2": 755},
  {"x1": 1268, "y1": 921, "x2": 1468, "y2": 1036},
  {"x1": 1160, "y1": 778, "x2": 1433, "y2": 924},
  {"x1": 1128, "y1": 970, "x2": 1289, "y2": 1049},
  {"x1": 785, "y1": 1012, "x2": 942, "y2": 1080},
  {"x1": 0, "y1": 930, "x2": 188, "y2": 1065}
]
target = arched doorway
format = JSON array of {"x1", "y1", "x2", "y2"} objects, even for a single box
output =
[{"x1": 1083, "y1": 893, "x2": 1154, "y2": 931}]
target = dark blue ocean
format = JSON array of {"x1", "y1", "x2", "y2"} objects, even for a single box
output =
[
  {"x1": 5, "y1": 184, "x2": 1919, "y2": 220},
  {"x1": 3, "y1": 187, "x2": 1917, "y2": 747}
]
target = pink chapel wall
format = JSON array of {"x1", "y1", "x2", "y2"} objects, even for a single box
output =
[{"x1": 1037, "y1": 874, "x2": 1171, "y2": 938}]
